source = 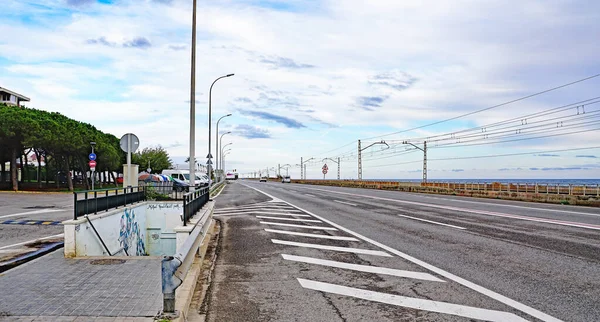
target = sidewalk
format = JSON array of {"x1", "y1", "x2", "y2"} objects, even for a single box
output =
[{"x1": 0, "y1": 249, "x2": 161, "y2": 321}]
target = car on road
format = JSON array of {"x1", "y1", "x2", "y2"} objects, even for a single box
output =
[
  {"x1": 172, "y1": 177, "x2": 190, "y2": 192},
  {"x1": 282, "y1": 176, "x2": 291, "y2": 183},
  {"x1": 259, "y1": 177, "x2": 268, "y2": 182}
]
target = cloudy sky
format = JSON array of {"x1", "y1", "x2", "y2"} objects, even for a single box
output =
[{"x1": 1, "y1": 0, "x2": 600, "y2": 180}]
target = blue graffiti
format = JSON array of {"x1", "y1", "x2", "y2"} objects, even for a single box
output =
[{"x1": 119, "y1": 208, "x2": 146, "y2": 256}]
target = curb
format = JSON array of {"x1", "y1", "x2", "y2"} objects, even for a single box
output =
[{"x1": 0, "y1": 242, "x2": 64, "y2": 273}]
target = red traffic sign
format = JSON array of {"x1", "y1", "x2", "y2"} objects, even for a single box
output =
[
  {"x1": 322, "y1": 164, "x2": 329, "y2": 170},
  {"x1": 322, "y1": 169, "x2": 328, "y2": 174},
  {"x1": 89, "y1": 160, "x2": 97, "y2": 168}
]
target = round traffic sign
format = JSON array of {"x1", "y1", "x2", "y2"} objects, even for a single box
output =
[
  {"x1": 119, "y1": 133, "x2": 140, "y2": 153},
  {"x1": 89, "y1": 153, "x2": 97, "y2": 161},
  {"x1": 89, "y1": 160, "x2": 97, "y2": 168},
  {"x1": 322, "y1": 169, "x2": 328, "y2": 174}
]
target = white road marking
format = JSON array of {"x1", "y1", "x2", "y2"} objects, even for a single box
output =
[
  {"x1": 0, "y1": 233, "x2": 65, "y2": 250},
  {"x1": 398, "y1": 214, "x2": 467, "y2": 230},
  {"x1": 256, "y1": 216, "x2": 321, "y2": 223},
  {"x1": 272, "y1": 239, "x2": 392, "y2": 257},
  {"x1": 260, "y1": 222, "x2": 337, "y2": 231},
  {"x1": 243, "y1": 183, "x2": 562, "y2": 322},
  {"x1": 283, "y1": 254, "x2": 444, "y2": 282},
  {"x1": 306, "y1": 187, "x2": 600, "y2": 231},
  {"x1": 304, "y1": 193, "x2": 316, "y2": 197},
  {"x1": 0, "y1": 209, "x2": 63, "y2": 219},
  {"x1": 265, "y1": 229, "x2": 358, "y2": 241},
  {"x1": 333, "y1": 200, "x2": 357, "y2": 207},
  {"x1": 217, "y1": 206, "x2": 301, "y2": 212},
  {"x1": 215, "y1": 210, "x2": 309, "y2": 217},
  {"x1": 297, "y1": 279, "x2": 528, "y2": 322},
  {"x1": 419, "y1": 194, "x2": 600, "y2": 218}
]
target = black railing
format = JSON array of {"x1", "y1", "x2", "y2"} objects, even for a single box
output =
[
  {"x1": 73, "y1": 186, "x2": 146, "y2": 219},
  {"x1": 182, "y1": 187, "x2": 210, "y2": 226}
]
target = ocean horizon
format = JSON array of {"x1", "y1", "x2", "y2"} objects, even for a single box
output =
[{"x1": 363, "y1": 178, "x2": 600, "y2": 185}]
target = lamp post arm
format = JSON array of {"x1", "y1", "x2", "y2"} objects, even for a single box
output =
[
  {"x1": 360, "y1": 140, "x2": 389, "y2": 152},
  {"x1": 402, "y1": 141, "x2": 424, "y2": 152}
]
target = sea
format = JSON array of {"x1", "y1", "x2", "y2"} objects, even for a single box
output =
[{"x1": 371, "y1": 179, "x2": 600, "y2": 186}]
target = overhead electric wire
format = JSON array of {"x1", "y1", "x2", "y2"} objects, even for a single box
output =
[{"x1": 360, "y1": 74, "x2": 600, "y2": 141}]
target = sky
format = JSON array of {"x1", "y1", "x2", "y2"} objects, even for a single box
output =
[{"x1": 1, "y1": 0, "x2": 600, "y2": 180}]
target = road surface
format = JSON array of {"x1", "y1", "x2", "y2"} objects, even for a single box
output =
[{"x1": 201, "y1": 180, "x2": 600, "y2": 321}]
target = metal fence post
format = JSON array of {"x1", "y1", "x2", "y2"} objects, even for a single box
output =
[{"x1": 73, "y1": 192, "x2": 78, "y2": 220}]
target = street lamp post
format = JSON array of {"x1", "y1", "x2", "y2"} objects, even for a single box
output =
[
  {"x1": 90, "y1": 142, "x2": 96, "y2": 190},
  {"x1": 189, "y1": 0, "x2": 198, "y2": 192},
  {"x1": 215, "y1": 113, "x2": 232, "y2": 181},
  {"x1": 223, "y1": 151, "x2": 231, "y2": 173},
  {"x1": 219, "y1": 132, "x2": 231, "y2": 170},
  {"x1": 220, "y1": 143, "x2": 232, "y2": 170},
  {"x1": 207, "y1": 74, "x2": 234, "y2": 189}
]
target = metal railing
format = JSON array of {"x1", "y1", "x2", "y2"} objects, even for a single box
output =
[
  {"x1": 73, "y1": 186, "x2": 146, "y2": 220},
  {"x1": 182, "y1": 187, "x2": 209, "y2": 226}
]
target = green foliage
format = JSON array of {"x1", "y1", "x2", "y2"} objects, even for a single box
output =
[
  {"x1": 132, "y1": 146, "x2": 173, "y2": 174},
  {"x1": 144, "y1": 185, "x2": 170, "y2": 201}
]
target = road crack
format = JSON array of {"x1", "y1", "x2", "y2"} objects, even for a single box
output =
[{"x1": 320, "y1": 292, "x2": 347, "y2": 322}]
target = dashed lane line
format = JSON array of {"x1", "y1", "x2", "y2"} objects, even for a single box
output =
[
  {"x1": 397, "y1": 214, "x2": 467, "y2": 230},
  {"x1": 243, "y1": 183, "x2": 562, "y2": 322},
  {"x1": 282, "y1": 254, "x2": 444, "y2": 282},
  {"x1": 260, "y1": 222, "x2": 337, "y2": 231},
  {"x1": 333, "y1": 200, "x2": 357, "y2": 207},
  {"x1": 256, "y1": 216, "x2": 322, "y2": 223},
  {"x1": 265, "y1": 229, "x2": 359, "y2": 241},
  {"x1": 297, "y1": 279, "x2": 528, "y2": 322},
  {"x1": 272, "y1": 239, "x2": 392, "y2": 257}
]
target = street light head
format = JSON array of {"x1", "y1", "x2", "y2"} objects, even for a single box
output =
[
  {"x1": 226, "y1": 73, "x2": 235, "y2": 77},
  {"x1": 226, "y1": 113, "x2": 232, "y2": 116},
  {"x1": 90, "y1": 142, "x2": 96, "y2": 146},
  {"x1": 226, "y1": 131, "x2": 231, "y2": 134}
]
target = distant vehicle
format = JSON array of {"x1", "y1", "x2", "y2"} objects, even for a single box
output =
[
  {"x1": 162, "y1": 169, "x2": 208, "y2": 187},
  {"x1": 226, "y1": 172, "x2": 238, "y2": 180},
  {"x1": 259, "y1": 177, "x2": 268, "y2": 182},
  {"x1": 171, "y1": 177, "x2": 190, "y2": 192},
  {"x1": 282, "y1": 176, "x2": 291, "y2": 183}
]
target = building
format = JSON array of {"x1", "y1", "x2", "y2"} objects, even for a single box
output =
[{"x1": 0, "y1": 87, "x2": 30, "y2": 107}]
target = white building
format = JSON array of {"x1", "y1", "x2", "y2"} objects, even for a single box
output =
[{"x1": 0, "y1": 87, "x2": 30, "y2": 107}]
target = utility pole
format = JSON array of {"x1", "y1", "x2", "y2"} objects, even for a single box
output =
[
  {"x1": 358, "y1": 140, "x2": 389, "y2": 180},
  {"x1": 304, "y1": 164, "x2": 307, "y2": 179},
  {"x1": 338, "y1": 157, "x2": 340, "y2": 180},
  {"x1": 322, "y1": 157, "x2": 341, "y2": 180},
  {"x1": 300, "y1": 157, "x2": 303, "y2": 180},
  {"x1": 403, "y1": 140, "x2": 428, "y2": 184},
  {"x1": 278, "y1": 163, "x2": 280, "y2": 177}
]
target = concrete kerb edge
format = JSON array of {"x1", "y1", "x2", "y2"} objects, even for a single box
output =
[
  {"x1": 0, "y1": 242, "x2": 64, "y2": 273},
  {"x1": 171, "y1": 219, "x2": 216, "y2": 322}
]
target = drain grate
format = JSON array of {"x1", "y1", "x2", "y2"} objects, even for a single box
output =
[{"x1": 90, "y1": 259, "x2": 126, "y2": 265}]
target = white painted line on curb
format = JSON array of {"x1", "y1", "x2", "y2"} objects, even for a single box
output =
[
  {"x1": 398, "y1": 214, "x2": 467, "y2": 230},
  {"x1": 260, "y1": 222, "x2": 338, "y2": 231},
  {"x1": 256, "y1": 216, "x2": 322, "y2": 223},
  {"x1": 333, "y1": 200, "x2": 357, "y2": 207},
  {"x1": 283, "y1": 254, "x2": 444, "y2": 282},
  {"x1": 0, "y1": 209, "x2": 63, "y2": 219},
  {"x1": 272, "y1": 239, "x2": 392, "y2": 257},
  {"x1": 243, "y1": 183, "x2": 562, "y2": 322},
  {"x1": 265, "y1": 229, "x2": 358, "y2": 241},
  {"x1": 297, "y1": 279, "x2": 527, "y2": 322},
  {"x1": 0, "y1": 233, "x2": 64, "y2": 250}
]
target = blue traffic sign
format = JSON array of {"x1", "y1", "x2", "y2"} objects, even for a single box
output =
[{"x1": 89, "y1": 153, "x2": 97, "y2": 161}]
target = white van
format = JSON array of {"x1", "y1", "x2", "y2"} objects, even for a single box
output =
[{"x1": 162, "y1": 169, "x2": 209, "y2": 187}]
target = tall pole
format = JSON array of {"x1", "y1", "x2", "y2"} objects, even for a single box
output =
[
  {"x1": 300, "y1": 157, "x2": 303, "y2": 180},
  {"x1": 207, "y1": 74, "x2": 234, "y2": 190},
  {"x1": 358, "y1": 140, "x2": 362, "y2": 180},
  {"x1": 215, "y1": 113, "x2": 232, "y2": 180},
  {"x1": 337, "y1": 157, "x2": 340, "y2": 180},
  {"x1": 189, "y1": 0, "x2": 197, "y2": 191},
  {"x1": 304, "y1": 164, "x2": 307, "y2": 179},
  {"x1": 423, "y1": 141, "x2": 427, "y2": 184}
]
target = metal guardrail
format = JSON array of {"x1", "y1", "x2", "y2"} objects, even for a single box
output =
[
  {"x1": 182, "y1": 187, "x2": 209, "y2": 226},
  {"x1": 73, "y1": 186, "x2": 146, "y2": 220}
]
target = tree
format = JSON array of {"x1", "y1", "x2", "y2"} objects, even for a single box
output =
[{"x1": 132, "y1": 146, "x2": 173, "y2": 174}]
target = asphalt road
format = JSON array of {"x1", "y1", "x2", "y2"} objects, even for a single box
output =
[
  {"x1": 203, "y1": 180, "x2": 600, "y2": 322},
  {"x1": 0, "y1": 192, "x2": 73, "y2": 260}
]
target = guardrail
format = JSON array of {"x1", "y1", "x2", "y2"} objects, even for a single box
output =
[
  {"x1": 182, "y1": 187, "x2": 209, "y2": 226},
  {"x1": 73, "y1": 186, "x2": 146, "y2": 219},
  {"x1": 161, "y1": 201, "x2": 213, "y2": 315}
]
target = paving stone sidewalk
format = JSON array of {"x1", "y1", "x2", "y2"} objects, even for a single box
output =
[{"x1": 0, "y1": 249, "x2": 161, "y2": 321}]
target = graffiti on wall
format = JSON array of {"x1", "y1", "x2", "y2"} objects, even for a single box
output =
[{"x1": 119, "y1": 208, "x2": 146, "y2": 256}]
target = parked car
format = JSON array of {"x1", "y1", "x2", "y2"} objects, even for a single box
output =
[
  {"x1": 282, "y1": 176, "x2": 291, "y2": 183},
  {"x1": 259, "y1": 177, "x2": 268, "y2": 182},
  {"x1": 162, "y1": 169, "x2": 208, "y2": 187},
  {"x1": 172, "y1": 177, "x2": 190, "y2": 192}
]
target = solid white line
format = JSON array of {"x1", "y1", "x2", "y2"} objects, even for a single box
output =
[
  {"x1": 304, "y1": 194, "x2": 316, "y2": 197},
  {"x1": 260, "y1": 222, "x2": 338, "y2": 231},
  {"x1": 215, "y1": 210, "x2": 309, "y2": 216},
  {"x1": 0, "y1": 209, "x2": 63, "y2": 219},
  {"x1": 272, "y1": 239, "x2": 392, "y2": 257},
  {"x1": 217, "y1": 206, "x2": 301, "y2": 212},
  {"x1": 307, "y1": 187, "x2": 600, "y2": 231},
  {"x1": 265, "y1": 229, "x2": 358, "y2": 241},
  {"x1": 297, "y1": 279, "x2": 527, "y2": 322},
  {"x1": 398, "y1": 214, "x2": 467, "y2": 230},
  {"x1": 242, "y1": 183, "x2": 562, "y2": 322},
  {"x1": 283, "y1": 254, "x2": 444, "y2": 282},
  {"x1": 333, "y1": 200, "x2": 357, "y2": 207},
  {"x1": 256, "y1": 216, "x2": 321, "y2": 223},
  {"x1": 0, "y1": 233, "x2": 65, "y2": 250}
]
